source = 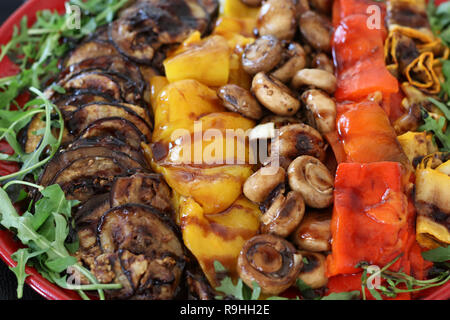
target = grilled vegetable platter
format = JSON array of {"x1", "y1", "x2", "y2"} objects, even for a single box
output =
[{"x1": 0, "y1": 0, "x2": 449, "y2": 300}]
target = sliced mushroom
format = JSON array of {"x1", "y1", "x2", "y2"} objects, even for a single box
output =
[
  {"x1": 243, "y1": 166, "x2": 286, "y2": 203},
  {"x1": 237, "y1": 234, "x2": 303, "y2": 295},
  {"x1": 288, "y1": 156, "x2": 334, "y2": 208},
  {"x1": 299, "y1": 11, "x2": 333, "y2": 53},
  {"x1": 298, "y1": 251, "x2": 328, "y2": 289},
  {"x1": 291, "y1": 68, "x2": 337, "y2": 94},
  {"x1": 241, "y1": 0, "x2": 263, "y2": 7},
  {"x1": 252, "y1": 72, "x2": 301, "y2": 116},
  {"x1": 292, "y1": 210, "x2": 331, "y2": 252},
  {"x1": 257, "y1": 0, "x2": 297, "y2": 41},
  {"x1": 274, "y1": 124, "x2": 326, "y2": 162},
  {"x1": 272, "y1": 42, "x2": 306, "y2": 83},
  {"x1": 261, "y1": 191, "x2": 305, "y2": 237},
  {"x1": 218, "y1": 85, "x2": 264, "y2": 120},
  {"x1": 312, "y1": 53, "x2": 334, "y2": 74},
  {"x1": 301, "y1": 89, "x2": 336, "y2": 134},
  {"x1": 242, "y1": 36, "x2": 283, "y2": 75}
]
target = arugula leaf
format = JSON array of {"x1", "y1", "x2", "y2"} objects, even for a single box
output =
[
  {"x1": 428, "y1": 0, "x2": 450, "y2": 47},
  {"x1": 9, "y1": 248, "x2": 46, "y2": 299},
  {"x1": 418, "y1": 109, "x2": 450, "y2": 151},
  {"x1": 0, "y1": 0, "x2": 128, "y2": 109},
  {"x1": 422, "y1": 245, "x2": 450, "y2": 263},
  {"x1": 0, "y1": 182, "x2": 121, "y2": 299}
]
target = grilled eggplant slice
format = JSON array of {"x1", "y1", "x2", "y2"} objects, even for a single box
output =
[
  {"x1": 66, "y1": 102, "x2": 152, "y2": 140},
  {"x1": 39, "y1": 146, "x2": 144, "y2": 187},
  {"x1": 110, "y1": 173, "x2": 172, "y2": 213},
  {"x1": 60, "y1": 71, "x2": 143, "y2": 105},
  {"x1": 59, "y1": 55, "x2": 145, "y2": 95},
  {"x1": 74, "y1": 194, "x2": 110, "y2": 272},
  {"x1": 77, "y1": 117, "x2": 148, "y2": 149},
  {"x1": 98, "y1": 204, "x2": 185, "y2": 300},
  {"x1": 109, "y1": 0, "x2": 213, "y2": 64},
  {"x1": 67, "y1": 137, "x2": 147, "y2": 166},
  {"x1": 49, "y1": 155, "x2": 142, "y2": 202},
  {"x1": 53, "y1": 90, "x2": 116, "y2": 108},
  {"x1": 64, "y1": 40, "x2": 119, "y2": 68}
]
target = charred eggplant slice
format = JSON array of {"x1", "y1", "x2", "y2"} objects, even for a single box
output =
[
  {"x1": 66, "y1": 102, "x2": 152, "y2": 140},
  {"x1": 60, "y1": 71, "x2": 143, "y2": 105},
  {"x1": 39, "y1": 146, "x2": 144, "y2": 187},
  {"x1": 110, "y1": 173, "x2": 172, "y2": 213},
  {"x1": 63, "y1": 40, "x2": 119, "y2": 68},
  {"x1": 97, "y1": 204, "x2": 185, "y2": 300},
  {"x1": 58, "y1": 55, "x2": 145, "y2": 95},
  {"x1": 109, "y1": 0, "x2": 212, "y2": 64},
  {"x1": 77, "y1": 117, "x2": 148, "y2": 149},
  {"x1": 68, "y1": 136, "x2": 147, "y2": 166},
  {"x1": 73, "y1": 194, "x2": 110, "y2": 272},
  {"x1": 53, "y1": 89, "x2": 117, "y2": 109},
  {"x1": 49, "y1": 156, "x2": 140, "y2": 202}
]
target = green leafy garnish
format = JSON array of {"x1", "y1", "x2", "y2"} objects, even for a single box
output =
[
  {"x1": 0, "y1": 181, "x2": 121, "y2": 299},
  {"x1": 422, "y1": 245, "x2": 450, "y2": 263},
  {"x1": 418, "y1": 107, "x2": 450, "y2": 151},
  {"x1": 357, "y1": 254, "x2": 450, "y2": 300},
  {"x1": 0, "y1": 0, "x2": 128, "y2": 109},
  {"x1": 428, "y1": 0, "x2": 450, "y2": 47}
]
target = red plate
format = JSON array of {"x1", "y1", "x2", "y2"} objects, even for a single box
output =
[{"x1": 0, "y1": 0, "x2": 449, "y2": 301}]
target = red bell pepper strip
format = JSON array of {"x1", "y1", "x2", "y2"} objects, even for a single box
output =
[
  {"x1": 336, "y1": 100, "x2": 408, "y2": 164},
  {"x1": 332, "y1": 0, "x2": 387, "y2": 28},
  {"x1": 0, "y1": 140, "x2": 18, "y2": 177},
  {"x1": 333, "y1": 14, "x2": 398, "y2": 102},
  {"x1": 327, "y1": 162, "x2": 412, "y2": 277}
]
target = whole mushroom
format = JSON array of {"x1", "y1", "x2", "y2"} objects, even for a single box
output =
[
  {"x1": 237, "y1": 234, "x2": 303, "y2": 295},
  {"x1": 252, "y1": 72, "x2": 301, "y2": 116},
  {"x1": 261, "y1": 191, "x2": 305, "y2": 237},
  {"x1": 299, "y1": 10, "x2": 333, "y2": 53},
  {"x1": 274, "y1": 124, "x2": 326, "y2": 162},
  {"x1": 242, "y1": 35, "x2": 283, "y2": 75},
  {"x1": 301, "y1": 89, "x2": 337, "y2": 135},
  {"x1": 291, "y1": 68, "x2": 337, "y2": 94},
  {"x1": 287, "y1": 155, "x2": 334, "y2": 208},
  {"x1": 258, "y1": 0, "x2": 297, "y2": 41},
  {"x1": 218, "y1": 84, "x2": 264, "y2": 120},
  {"x1": 243, "y1": 166, "x2": 286, "y2": 203},
  {"x1": 297, "y1": 251, "x2": 328, "y2": 289},
  {"x1": 292, "y1": 210, "x2": 332, "y2": 252}
]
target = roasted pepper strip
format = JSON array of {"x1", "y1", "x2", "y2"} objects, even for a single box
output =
[
  {"x1": 333, "y1": 14, "x2": 399, "y2": 102},
  {"x1": 327, "y1": 162, "x2": 411, "y2": 277},
  {"x1": 336, "y1": 100, "x2": 409, "y2": 165}
]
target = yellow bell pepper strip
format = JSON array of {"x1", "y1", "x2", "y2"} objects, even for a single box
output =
[
  {"x1": 415, "y1": 153, "x2": 450, "y2": 249},
  {"x1": 180, "y1": 196, "x2": 261, "y2": 285},
  {"x1": 164, "y1": 34, "x2": 231, "y2": 87}
]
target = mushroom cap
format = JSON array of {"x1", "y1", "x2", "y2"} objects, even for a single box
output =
[
  {"x1": 287, "y1": 155, "x2": 334, "y2": 208},
  {"x1": 261, "y1": 191, "x2": 306, "y2": 237},
  {"x1": 218, "y1": 84, "x2": 264, "y2": 120},
  {"x1": 243, "y1": 166, "x2": 286, "y2": 203},
  {"x1": 252, "y1": 72, "x2": 301, "y2": 116},
  {"x1": 292, "y1": 210, "x2": 332, "y2": 252},
  {"x1": 237, "y1": 234, "x2": 303, "y2": 295},
  {"x1": 275, "y1": 123, "x2": 326, "y2": 162},
  {"x1": 242, "y1": 35, "x2": 283, "y2": 75},
  {"x1": 298, "y1": 251, "x2": 328, "y2": 289}
]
